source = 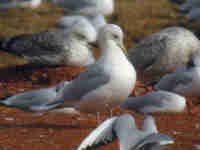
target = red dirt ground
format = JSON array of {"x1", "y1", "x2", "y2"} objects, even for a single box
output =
[{"x1": 0, "y1": 65, "x2": 199, "y2": 150}]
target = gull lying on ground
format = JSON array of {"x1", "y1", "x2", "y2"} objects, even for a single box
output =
[
  {"x1": 0, "y1": 24, "x2": 136, "y2": 115},
  {"x1": 127, "y1": 26, "x2": 200, "y2": 79},
  {"x1": 51, "y1": 0, "x2": 114, "y2": 16},
  {"x1": 0, "y1": 81, "x2": 69, "y2": 113},
  {"x1": 57, "y1": 14, "x2": 107, "y2": 33},
  {"x1": 179, "y1": 0, "x2": 200, "y2": 13},
  {"x1": 154, "y1": 56, "x2": 200, "y2": 97},
  {"x1": 0, "y1": 17, "x2": 96, "y2": 67},
  {"x1": 184, "y1": 7, "x2": 200, "y2": 21},
  {"x1": 77, "y1": 114, "x2": 174, "y2": 150},
  {"x1": 120, "y1": 91, "x2": 186, "y2": 113},
  {"x1": 0, "y1": 0, "x2": 41, "y2": 9}
]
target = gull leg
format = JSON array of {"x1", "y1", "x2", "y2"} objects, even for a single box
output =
[
  {"x1": 96, "y1": 112, "x2": 100, "y2": 124},
  {"x1": 105, "y1": 104, "x2": 113, "y2": 117},
  {"x1": 186, "y1": 100, "x2": 192, "y2": 115}
]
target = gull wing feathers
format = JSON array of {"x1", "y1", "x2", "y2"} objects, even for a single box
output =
[{"x1": 77, "y1": 117, "x2": 118, "y2": 150}]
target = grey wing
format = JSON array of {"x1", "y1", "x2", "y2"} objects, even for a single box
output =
[
  {"x1": 2, "y1": 87, "x2": 57, "y2": 109},
  {"x1": 77, "y1": 117, "x2": 118, "y2": 150},
  {"x1": 154, "y1": 71, "x2": 193, "y2": 91},
  {"x1": 47, "y1": 64, "x2": 110, "y2": 105},
  {"x1": 2, "y1": 31, "x2": 65, "y2": 57},
  {"x1": 127, "y1": 35, "x2": 168, "y2": 71},
  {"x1": 120, "y1": 93, "x2": 163, "y2": 112},
  {"x1": 134, "y1": 133, "x2": 174, "y2": 150}
]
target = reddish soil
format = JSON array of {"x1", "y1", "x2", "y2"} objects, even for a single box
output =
[{"x1": 0, "y1": 65, "x2": 199, "y2": 150}]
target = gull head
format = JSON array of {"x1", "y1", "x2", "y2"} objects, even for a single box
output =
[
  {"x1": 67, "y1": 18, "x2": 97, "y2": 43},
  {"x1": 98, "y1": 24, "x2": 126, "y2": 51}
]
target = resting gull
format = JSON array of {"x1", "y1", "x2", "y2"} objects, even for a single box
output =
[
  {"x1": 51, "y1": 0, "x2": 114, "y2": 16},
  {"x1": 179, "y1": 0, "x2": 200, "y2": 13},
  {"x1": 120, "y1": 91, "x2": 186, "y2": 113},
  {"x1": 154, "y1": 55, "x2": 200, "y2": 97},
  {"x1": 0, "y1": 24, "x2": 136, "y2": 115},
  {"x1": 57, "y1": 14, "x2": 107, "y2": 33},
  {"x1": 127, "y1": 26, "x2": 200, "y2": 79},
  {"x1": 0, "y1": 0, "x2": 41, "y2": 9},
  {"x1": 0, "y1": 81, "x2": 69, "y2": 113},
  {"x1": 77, "y1": 114, "x2": 174, "y2": 150},
  {"x1": 0, "y1": 17, "x2": 96, "y2": 67}
]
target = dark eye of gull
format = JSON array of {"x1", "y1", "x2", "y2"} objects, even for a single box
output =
[{"x1": 113, "y1": 34, "x2": 118, "y2": 39}]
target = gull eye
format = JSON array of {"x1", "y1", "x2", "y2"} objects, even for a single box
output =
[
  {"x1": 113, "y1": 34, "x2": 118, "y2": 39},
  {"x1": 78, "y1": 34, "x2": 86, "y2": 40}
]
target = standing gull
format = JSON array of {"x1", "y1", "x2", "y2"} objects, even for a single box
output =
[
  {"x1": 154, "y1": 56, "x2": 200, "y2": 97},
  {"x1": 77, "y1": 114, "x2": 174, "y2": 150},
  {"x1": 127, "y1": 26, "x2": 200, "y2": 79},
  {"x1": 0, "y1": 17, "x2": 97, "y2": 67},
  {"x1": 47, "y1": 24, "x2": 136, "y2": 114},
  {"x1": 120, "y1": 91, "x2": 186, "y2": 113},
  {"x1": 0, "y1": 24, "x2": 136, "y2": 115}
]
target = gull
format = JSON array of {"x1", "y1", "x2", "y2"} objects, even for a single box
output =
[
  {"x1": 57, "y1": 14, "x2": 107, "y2": 33},
  {"x1": 51, "y1": 0, "x2": 114, "y2": 16},
  {"x1": 77, "y1": 114, "x2": 174, "y2": 150},
  {"x1": 185, "y1": 7, "x2": 200, "y2": 21},
  {"x1": 154, "y1": 55, "x2": 200, "y2": 97},
  {"x1": 127, "y1": 26, "x2": 200, "y2": 78},
  {"x1": 0, "y1": 0, "x2": 42, "y2": 9},
  {"x1": 120, "y1": 91, "x2": 186, "y2": 113},
  {"x1": 0, "y1": 81, "x2": 69, "y2": 113},
  {"x1": 47, "y1": 24, "x2": 136, "y2": 114},
  {"x1": 0, "y1": 17, "x2": 97, "y2": 67},
  {"x1": 179, "y1": 0, "x2": 200, "y2": 13},
  {"x1": 0, "y1": 24, "x2": 136, "y2": 115}
]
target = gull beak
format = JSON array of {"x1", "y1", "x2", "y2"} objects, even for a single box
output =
[{"x1": 118, "y1": 41, "x2": 127, "y2": 53}]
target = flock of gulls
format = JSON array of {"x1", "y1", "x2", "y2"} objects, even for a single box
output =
[{"x1": 1, "y1": 0, "x2": 200, "y2": 150}]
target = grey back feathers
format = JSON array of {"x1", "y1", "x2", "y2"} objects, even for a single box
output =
[{"x1": 77, "y1": 114, "x2": 174, "y2": 150}]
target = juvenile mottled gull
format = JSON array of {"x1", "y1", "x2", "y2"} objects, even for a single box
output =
[
  {"x1": 77, "y1": 114, "x2": 174, "y2": 150},
  {"x1": 52, "y1": 0, "x2": 114, "y2": 16},
  {"x1": 0, "y1": 24, "x2": 136, "y2": 115},
  {"x1": 0, "y1": 17, "x2": 97, "y2": 67},
  {"x1": 127, "y1": 26, "x2": 200, "y2": 78},
  {"x1": 0, "y1": 0, "x2": 41, "y2": 9},
  {"x1": 154, "y1": 56, "x2": 200, "y2": 97},
  {"x1": 120, "y1": 91, "x2": 186, "y2": 113},
  {"x1": 57, "y1": 14, "x2": 107, "y2": 33}
]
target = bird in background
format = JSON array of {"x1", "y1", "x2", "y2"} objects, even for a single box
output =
[
  {"x1": 120, "y1": 90, "x2": 186, "y2": 113},
  {"x1": 0, "y1": 0, "x2": 42, "y2": 9},
  {"x1": 0, "y1": 17, "x2": 97, "y2": 67},
  {"x1": 51, "y1": 0, "x2": 114, "y2": 16}
]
